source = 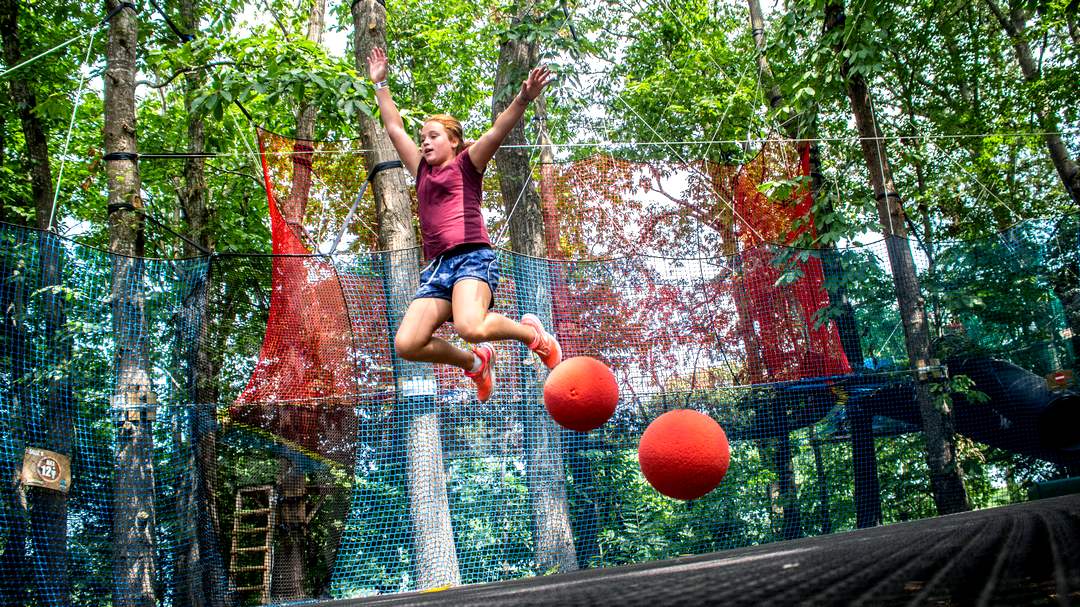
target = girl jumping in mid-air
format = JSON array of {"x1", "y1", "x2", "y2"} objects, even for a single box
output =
[{"x1": 367, "y1": 47, "x2": 561, "y2": 402}]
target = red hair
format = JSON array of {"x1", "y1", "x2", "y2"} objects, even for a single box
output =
[{"x1": 423, "y1": 114, "x2": 471, "y2": 154}]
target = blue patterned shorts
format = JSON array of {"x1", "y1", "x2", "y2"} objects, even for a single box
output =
[{"x1": 414, "y1": 244, "x2": 499, "y2": 307}]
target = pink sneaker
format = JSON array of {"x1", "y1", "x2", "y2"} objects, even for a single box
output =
[
  {"x1": 465, "y1": 344, "x2": 496, "y2": 402},
  {"x1": 521, "y1": 314, "x2": 562, "y2": 369}
]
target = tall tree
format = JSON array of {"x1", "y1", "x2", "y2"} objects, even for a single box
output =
[
  {"x1": 982, "y1": 0, "x2": 1080, "y2": 361},
  {"x1": 983, "y1": 0, "x2": 1080, "y2": 206},
  {"x1": 281, "y1": 0, "x2": 325, "y2": 233},
  {"x1": 823, "y1": 0, "x2": 969, "y2": 515},
  {"x1": 0, "y1": 0, "x2": 55, "y2": 230},
  {"x1": 747, "y1": 0, "x2": 874, "y2": 529},
  {"x1": 171, "y1": 0, "x2": 231, "y2": 602},
  {"x1": 0, "y1": 1, "x2": 78, "y2": 603},
  {"x1": 748, "y1": 0, "x2": 864, "y2": 367},
  {"x1": 746, "y1": 0, "x2": 805, "y2": 540},
  {"x1": 491, "y1": 3, "x2": 578, "y2": 574},
  {"x1": 0, "y1": 6, "x2": 33, "y2": 602},
  {"x1": 273, "y1": 0, "x2": 328, "y2": 599},
  {"x1": 105, "y1": 1, "x2": 157, "y2": 604},
  {"x1": 352, "y1": 0, "x2": 461, "y2": 589}
]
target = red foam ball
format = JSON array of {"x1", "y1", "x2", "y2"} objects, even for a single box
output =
[
  {"x1": 543, "y1": 356, "x2": 619, "y2": 432},
  {"x1": 638, "y1": 409, "x2": 730, "y2": 500}
]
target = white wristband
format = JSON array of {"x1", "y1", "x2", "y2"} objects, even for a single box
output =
[{"x1": 373, "y1": 80, "x2": 389, "y2": 91}]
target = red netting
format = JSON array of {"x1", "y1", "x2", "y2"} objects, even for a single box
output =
[
  {"x1": 733, "y1": 143, "x2": 851, "y2": 381},
  {"x1": 226, "y1": 131, "x2": 366, "y2": 465},
  {"x1": 237, "y1": 132, "x2": 852, "y2": 449},
  {"x1": 542, "y1": 145, "x2": 849, "y2": 384}
]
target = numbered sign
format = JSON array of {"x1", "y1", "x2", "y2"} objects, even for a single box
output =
[{"x1": 20, "y1": 447, "x2": 71, "y2": 493}]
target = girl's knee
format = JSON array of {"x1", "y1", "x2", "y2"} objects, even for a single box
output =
[
  {"x1": 455, "y1": 318, "x2": 487, "y2": 344},
  {"x1": 394, "y1": 333, "x2": 422, "y2": 360}
]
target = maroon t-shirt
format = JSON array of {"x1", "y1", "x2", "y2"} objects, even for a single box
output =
[{"x1": 416, "y1": 147, "x2": 491, "y2": 260}]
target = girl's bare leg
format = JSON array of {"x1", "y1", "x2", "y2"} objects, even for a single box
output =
[
  {"x1": 394, "y1": 297, "x2": 474, "y2": 370},
  {"x1": 450, "y1": 279, "x2": 536, "y2": 345}
]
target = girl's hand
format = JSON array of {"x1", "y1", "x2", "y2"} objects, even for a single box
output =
[
  {"x1": 519, "y1": 65, "x2": 553, "y2": 102},
  {"x1": 367, "y1": 47, "x2": 389, "y2": 83}
]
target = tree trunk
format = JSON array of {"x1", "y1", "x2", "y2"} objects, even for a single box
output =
[
  {"x1": 492, "y1": 15, "x2": 578, "y2": 574},
  {"x1": 105, "y1": 1, "x2": 157, "y2": 604},
  {"x1": 30, "y1": 232, "x2": 76, "y2": 606},
  {"x1": 0, "y1": 228, "x2": 32, "y2": 605},
  {"x1": 0, "y1": 2, "x2": 75, "y2": 603},
  {"x1": 984, "y1": 0, "x2": 1080, "y2": 206},
  {"x1": 189, "y1": 274, "x2": 232, "y2": 607},
  {"x1": 748, "y1": 0, "x2": 864, "y2": 368},
  {"x1": 709, "y1": 162, "x2": 768, "y2": 384},
  {"x1": 746, "y1": 0, "x2": 783, "y2": 112},
  {"x1": 824, "y1": 0, "x2": 969, "y2": 516},
  {"x1": 175, "y1": 4, "x2": 202, "y2": 604},
  {"x1": 984, "y1": 0, "x2": 1080, "y2": 358},
  {"x1": 273, "y1": 0, "x2": 327, "y2": 598},
  {"x1": 807, "y1": 143, "x2": 865, "y2": 367},
  {"x1": 0, "y1": 0, "x2": 55, "y2": 231},
  {"x1": 351, "y1": 0, "x2": 461, "y2": 589},
  {"x1": 746, "y1": 0, "x2": 829, "y2": 535},
  {"x1": 849, "y1": 402, "x2": 882, "y2": 527},
  {"x1": 538, "y1": 104, "x2": 595, "y2": 568},
  {"x1": 1066, "y1": 2, "x2": 1079, "y2": 47},
  {"x1": 565, "y1": 433, "x2": 600, "y2": 568},
  {"x1": 910, "y1": 157, "x2": 940, "y2": 336},
  {"x1": 772, "y1": 426, "x2": 802, "y2": 540},
  {"x1": 1050, "y1": 217, "x2": 1080, "y2": 361},
  {"x1": 537, "y1": 104, "x2": 560, "y2": 258},
  {"x1": 175, "y1": 0, "x2": 229, "y2": 602},
  {"x1": 281, "y1": 0, "x2": 325, "y2": 239},
  {"x1": 809, "y1": 428, "x2": 832, "y2": 535},
  {"x1": 808, "y1": 133, "x2": 881, "y2": 527},
  {"x1": 273, "y1": 459, "x2": 307, "y2": 600}
]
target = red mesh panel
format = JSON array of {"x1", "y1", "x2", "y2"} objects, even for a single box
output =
[
  {"x1": 733, "y1": 143, "x2": 851, "y2": 381},
  {"x1": 238, "y1": 130, "x2": 850, "y2": 439},
  {"x1": 546, "y1": 146, "x2": 849, "y2": 385},
  {"x1": 227, "y1": 129, "x2": 365, "y2": 465}
]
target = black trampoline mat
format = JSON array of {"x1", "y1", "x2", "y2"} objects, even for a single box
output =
[{"x1": 322, "y1": 494, "x2": 1080, "y2": 606}]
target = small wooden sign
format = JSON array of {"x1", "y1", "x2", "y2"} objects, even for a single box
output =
[{"x1": 20, "y1": 447, "x2": 72, "y2": 493}]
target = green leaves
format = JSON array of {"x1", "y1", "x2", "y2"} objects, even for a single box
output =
[
  {"x1": 758, "y1": 175, "x2": 812, "y2": 203},
  {"x1": 176, "y1": 31, "x2": 371, "y2": 128},
  {"x1": 602, "y1": 0, "x2": 759, "y2": 163}
]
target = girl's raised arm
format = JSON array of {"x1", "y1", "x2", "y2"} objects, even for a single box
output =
[
  {"x1": 468, "y1": 66, "x2": 553, "y2": 172},
  {"x1": 367, "y1": 47, "x2": 421, "y2": 177}
]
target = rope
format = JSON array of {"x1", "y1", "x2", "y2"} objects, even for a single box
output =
[
  {"x1": 230, "y1": 111, "x2": 264, "y2": 189},
  {"x1": 48, "y1": 27, "x2": 99, "y2": 232},
  {"x1": 933, "y1": 141, "x2": 1022, "y2": 221},
  {"x1": 147, "y1": 0, "x2": 195, "y2": 42},
  {"x1": 0, "y1": 31, "x2": 93, "y2": 81},
  {"x1": 615, "y1": 93, "x2": 767, "y2": 243},
  {"x1": 492, "y1": 124, "x2": 546, "y2": 247},
  {"x1": 327, "y1": 160, "x2": 403, "y2": 255},
  {"x1": 874, "y1": 318, "x2": 904, "y2": 359},
  {"x1": 132, "y1": 131, "x2": 1076, "y2": 159},
  {"x1": 107, "y1": 202, "x2": 212, "y2": 255},
  {"x1": 0, "y1": 2, "x2": 135, "y2": 81}
]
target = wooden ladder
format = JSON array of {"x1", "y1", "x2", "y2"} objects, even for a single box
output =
[{"x1": 230, "y1": 484, "x2": 276, "y2": 603}]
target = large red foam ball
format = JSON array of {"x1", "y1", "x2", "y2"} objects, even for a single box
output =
[
  {"x1": 543, "y1": 356, "x2": 618, "y2": 432},
  {"x1": 638, "y1": 409, "x2": 730, "y2": 500}
]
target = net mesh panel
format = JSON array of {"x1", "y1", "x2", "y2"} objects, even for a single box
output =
[{"x1": 0, "y1": 129, "x2": 1078, "y2": 605}]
